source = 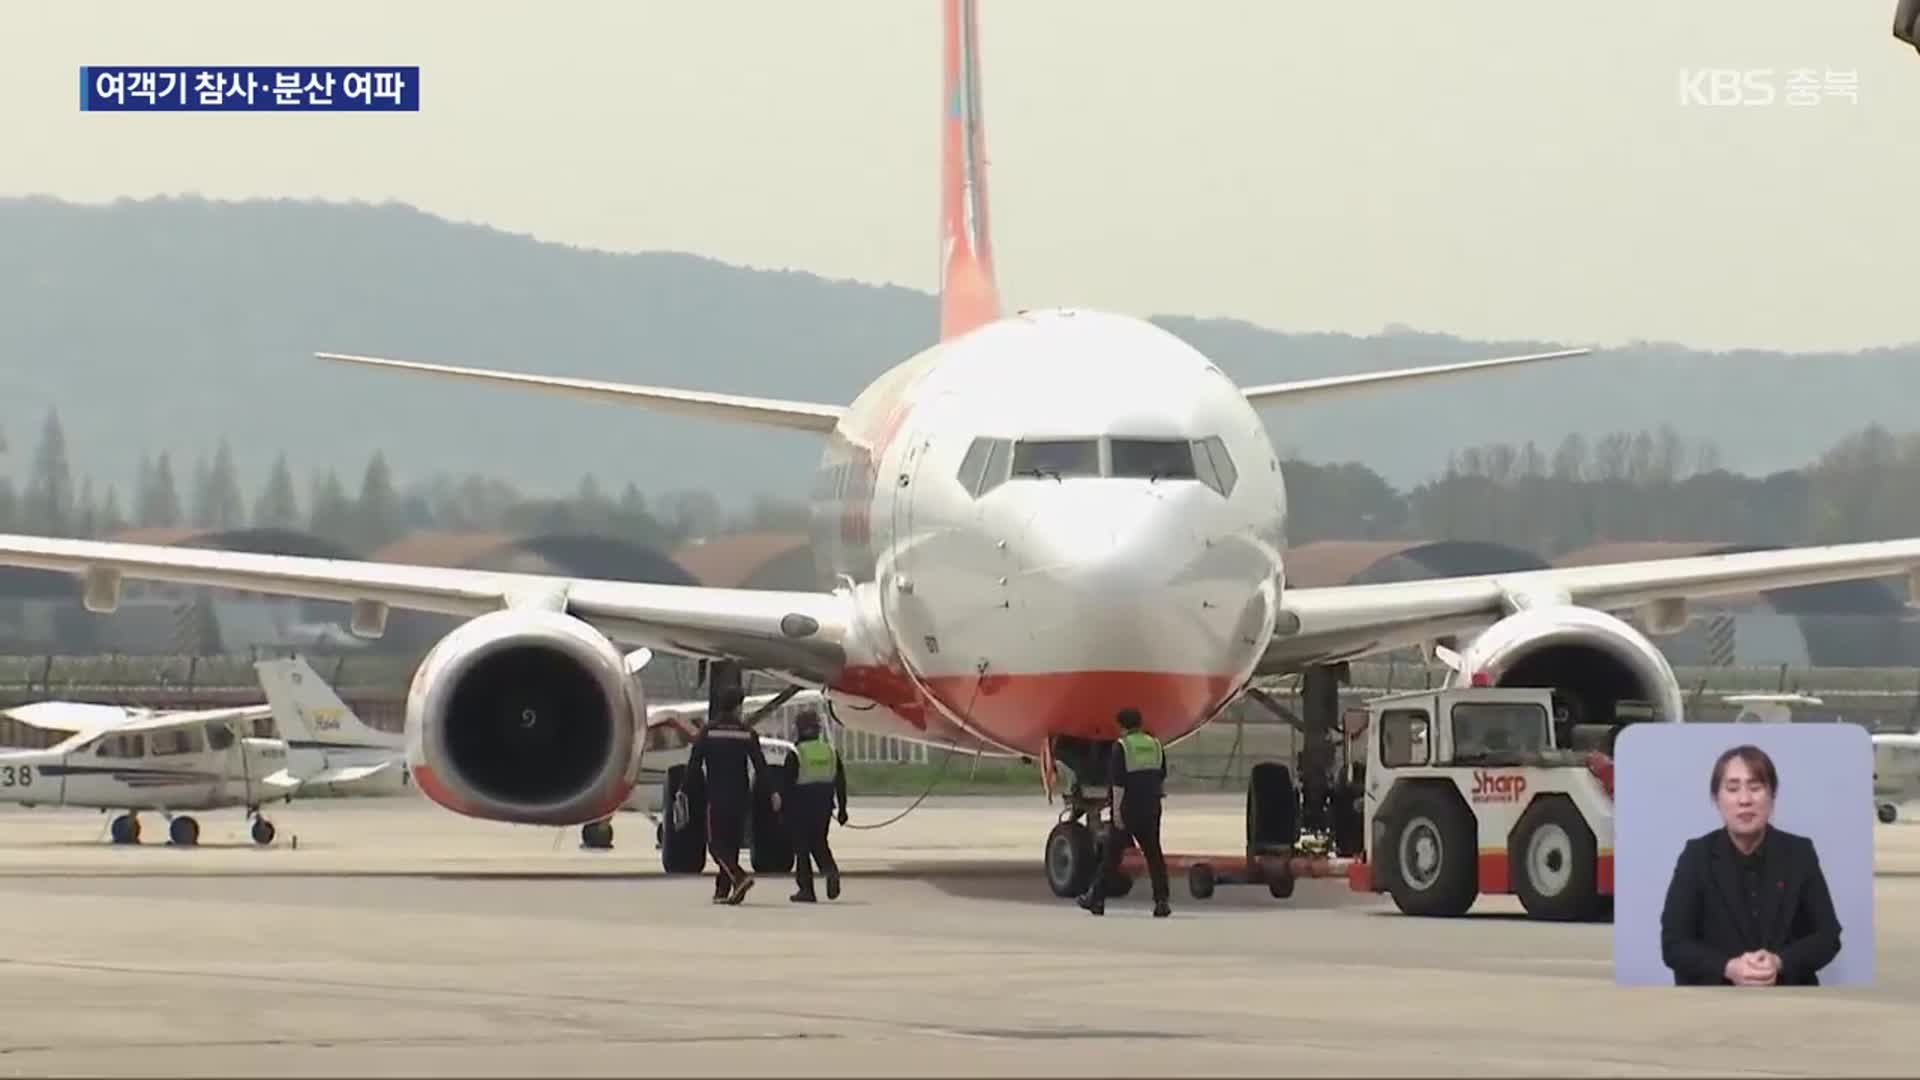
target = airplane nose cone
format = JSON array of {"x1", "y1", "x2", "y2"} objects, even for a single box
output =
[{"x1": 997, "y1": 485, "x2": 1276, "y2": 724}]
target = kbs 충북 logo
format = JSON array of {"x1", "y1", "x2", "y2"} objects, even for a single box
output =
[{"x1": 1470, "y1": 770, "x2": 1527, "y2": 804}]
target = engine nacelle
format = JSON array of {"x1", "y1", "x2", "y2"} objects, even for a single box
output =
[
  {"x1": 1447, "y1": 604, "x2": 1685, "y2": 725},
  {"x1": 405, "y1": 608, "x2": 647, "y2": 826}
]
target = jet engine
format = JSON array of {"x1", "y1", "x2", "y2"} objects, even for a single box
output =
[
  {"x1": 1444, "y1": 604, "x2": 1685, "y2": 730},
  {"x1": 405, "y1": 608, "x2": 647, "y2": 826}
]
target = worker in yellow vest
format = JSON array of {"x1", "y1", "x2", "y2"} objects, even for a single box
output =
[
  {"x1": 779, "y1": 707, "x2": 848, "y2": 902},
  {"x1": 1079, "y1": 708, "x2": 1171, "y2": 918}
]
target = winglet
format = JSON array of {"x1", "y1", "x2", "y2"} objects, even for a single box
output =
[
  {"x1": 1240, "y1": 348, "x2": 1593, "y2": 405},
  {"x1": 939, "y1": 0, "x2": 1002, "y2": 341}
]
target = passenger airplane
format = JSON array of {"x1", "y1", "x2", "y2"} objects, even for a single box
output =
[
  {"x1": 0, "y1": 698, "x2": 292, "y2": 846},
  {"x1": 1, "y1": 0, "x2": 1918, "y2": 894}
]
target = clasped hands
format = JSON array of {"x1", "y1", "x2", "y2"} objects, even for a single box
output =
[{"x1": 1725, "y1": 950, "x2": 1781, "y2": 986}]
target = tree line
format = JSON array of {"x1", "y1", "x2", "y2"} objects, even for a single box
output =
[{"x1": 0, "y1": 409, "x2": 1916, "y2": 557}]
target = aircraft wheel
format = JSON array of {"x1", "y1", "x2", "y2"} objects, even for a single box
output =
[
  {"x1": 1879, "y1": 803, "x2": 1898, "y2": 824},
  {"x1": 168, "y1": 816, "x2": 200, "y2": 847},
  {"x1": 581, "y1": 820, "x2": 615, "y2": 849},
  {"x1": 110, "y1": 814, "x2": 141, "y2": 845},
  {"x1": 1188, "y1": 862, "x2": 1216, "y2": 900},
  {"x1": 1104, "y1": 870, "x2": 1135, "y2": 898},
  {"x1": 1044, "y1": 821, "x2": 1096, "y2": 898},
  {"x1": 251, "y1": 818, "x2": 276, "y2": 846},
  {"x1": 660, "y1": 765, "x2": 708, "y2": 874}
]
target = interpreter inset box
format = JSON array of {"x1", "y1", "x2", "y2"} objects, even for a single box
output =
[{"x1": 1613, "y1": 722, "x2": 1873, "y2": 986}]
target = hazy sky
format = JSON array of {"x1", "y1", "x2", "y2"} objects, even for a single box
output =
[{"x1": 6, "y1": 1, "x2": 1917, "y2": 353}]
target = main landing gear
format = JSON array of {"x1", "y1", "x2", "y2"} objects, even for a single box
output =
[{"x1": 105, "y1": 809, "x2": 277, "y2": 846}]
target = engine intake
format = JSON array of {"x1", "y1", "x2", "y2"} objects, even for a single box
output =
[
  {"x1": 1448, "y1": 604, "x2": 1685, "y2": 731},
  {"x1": 407, "y1": 608, "x2": 645, "y2": 826}
]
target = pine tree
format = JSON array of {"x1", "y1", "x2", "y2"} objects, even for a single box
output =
[
  {"x1": 188, "y1": 454, "x2": 212, "y2": 528},
  {"x1": 354, "y1": 452, "x2": 401, "y2": 551},
  {"x1": 140, "y1": 452, "x2": 183, "y2": 528},
  {"x1": 307, "y1": 469, "x2": 355, "y2": 547},
  {"x1": 194, "y1": 440, "x2": 245, "y2": 531},
  {"x1": 253, "y1": 453, "x2": 299, "y2": 530},
  {"x1": 74, "y1": 477, "x2": 98, "y2": 538},
  {"x1": 98, "y1": 485, "x2": 127, "y2": 535},
  {"x1": 21, "y1": 409, "x2": 74, "y2": 536}
]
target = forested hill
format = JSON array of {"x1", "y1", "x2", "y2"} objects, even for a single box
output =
[{"x1": 2, "y1": 194, "x2": 1916, "y2": 504}]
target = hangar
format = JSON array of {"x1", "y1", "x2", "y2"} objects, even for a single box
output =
[
  {"x1": 368, "y1": 531, "x2": 707, "y2": 697},
  {"x1": 1281, "y1": 539, "x2": 1548, "y2": 588},
  {"x1": 0, "y1": 527, "x2": 367, "y2": 655},
  {"x1": 673, "y1": 532, "x2": 818, "y2": 591}
]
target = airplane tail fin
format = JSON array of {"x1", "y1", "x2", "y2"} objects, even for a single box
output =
[
  {"x1": 939, "y1": 0, "x2": 1002, "y2": 341},
  {"x1": 254, "y1": 656, "x2": 403, "y2": 754}
]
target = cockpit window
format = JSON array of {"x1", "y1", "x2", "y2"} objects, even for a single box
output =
[
  {"x1": 956, "y1": 437, "x2": 1014, "y2": 496},
  {"x1": 1110, "y1": 439, "x2": 1196, "y2": 481},
  {"x1": 957, "y1": 438, "x2": 992, "y2": 492},
  {"x1": 1194, "y1": 436, "x2": 1238, "y2": 496},
  {"x1": 1011, "y1": 439, "x2": 1099, "y2": 479}
]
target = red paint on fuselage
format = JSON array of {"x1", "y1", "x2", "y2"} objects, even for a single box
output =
[
  {"x1": 925, "y1": 669, "x2": 1237, "y2": 750},
  {"x1": 831, "y1": 662, "x2": 1235, "y2": 754}
]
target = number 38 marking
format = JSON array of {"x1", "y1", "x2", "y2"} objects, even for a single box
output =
[{"x1": 0, "y1": 765, "x2": 33, "y2": 787}]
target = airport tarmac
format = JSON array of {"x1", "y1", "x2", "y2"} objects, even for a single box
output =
[{"x1": 0, "y1": 794, "x2": 1915, "y2": 1076}]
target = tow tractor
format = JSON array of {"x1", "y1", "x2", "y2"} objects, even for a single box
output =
[
  {"x1": 1160, "y1": 685, "x2": 1621, "y2": 921},
  {"x1": 1345, "y1": 685, "x2": 1618, "y2": 920}
]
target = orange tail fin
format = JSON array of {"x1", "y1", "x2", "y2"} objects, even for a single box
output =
[{"x1": 939, "y1": 0, "x2": 1001, "y2": 341}]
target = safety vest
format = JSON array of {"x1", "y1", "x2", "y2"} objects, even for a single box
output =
[
  {"x1": 1119, "y1": 730, "x2": 1163, "y2": 773},
  {"x1": 795, "y1": 736, "x2": 839, "y2": 786}
]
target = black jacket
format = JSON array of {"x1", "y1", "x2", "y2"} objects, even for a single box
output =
[
  {"x1": 1659, "y1": 826, "x2": 1842, "y2": 986},
  {"x1": 686, "y1": 722, "x2": 768, "y2": 806}
]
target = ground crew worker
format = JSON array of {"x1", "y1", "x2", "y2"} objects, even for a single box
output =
[
  {"x1": 778, "y1": 707, "x2": 848, "y2": 902},
  {"x1": 1079, "y1": 707, "x2": 1171, "y2": 918},
  {"x1": 684, "y1": 686, "x2": 769, "y2": 905}
]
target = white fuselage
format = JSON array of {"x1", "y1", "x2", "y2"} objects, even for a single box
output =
[
  {"x1": 1875, "y1": 734, "x2": 1920, "y2": 805},
  {"x1": 0, "y1": 735, "x2": 292, "y2": 813},
  {"x1": 810, "y1": 309, "x2": 1287, "y2": 755}
]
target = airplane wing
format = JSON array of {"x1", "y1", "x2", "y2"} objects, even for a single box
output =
[
  {"x1": 305, "y1": 761, "x2": 395, "y2": 785},
  {"x1": 1263, "y1": 538, "x2": 1920, "y2": 672},
  {"x1": 105, "y1": 705, "x2": 274, "y2": 735},
  {"x1": 1240, "y1": 348, "x2": 1591, "y2": 405},
  {"x1": 319, "y1": 353, "x2": 846, "y2": 434},
  {"x1": 1, "y1": 701, "x2": 145, "y2": 737},
  {"x1": 0, "y1": 533, "x2": 853, "y2": 685},
  {"x1": 644, "y1": 689, "x2": 827, "y2": 728}
]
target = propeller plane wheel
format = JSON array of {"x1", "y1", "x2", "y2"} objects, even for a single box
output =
[
  {"x1": 251, "y1": 818, "x2": 276, "y2": 846},
  {"x1": 168, "y1": 816, "x2": 200, "y2": 847},
  {"x1": 109, "y1": 814, "x2": 141, "y2": 845}
]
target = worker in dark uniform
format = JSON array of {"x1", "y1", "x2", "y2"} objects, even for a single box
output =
[
  {"x1": 778, "y1": 707, "x2": 848, "y2": 902},
  {"x1": 684, "y1": 686, "x2": 768, "y2": 905},
  {"x1": 1079, "y1": 707, "x2": 1171, "y2": 918}
]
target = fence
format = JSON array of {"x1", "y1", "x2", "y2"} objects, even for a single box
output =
[{"x1": 0, "y1": 653, "x2": 1914, "y2": 774}]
